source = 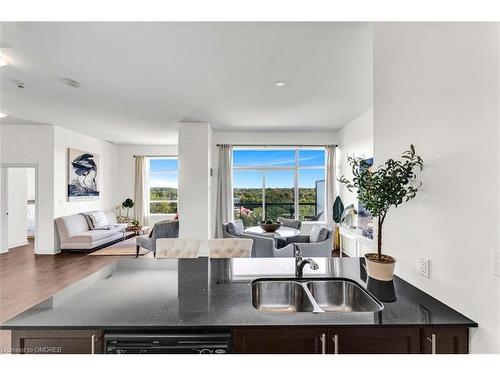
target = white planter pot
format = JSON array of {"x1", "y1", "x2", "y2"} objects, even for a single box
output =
[{"x1": 365, "y1": 253, "x2": 396, "y2": 281}]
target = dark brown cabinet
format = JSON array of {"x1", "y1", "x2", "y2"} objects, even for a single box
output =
[
  {"x1": 12, "y1": 330, "x2": 103, "y2": 354},
  {"x1": 420, "y1": 327, "x2": 469, "y2": 354},
  {"x1": 233, "y1": 327, "x2": 325, "y2": 354},
  {"x1": 327, "y1": 327, "x2": 420, "y2": 354},
  {"x1": 233, "y1": 326, "x2": 469, "y2": 354},
  {"x1": 12, "y1": 327, "x2": 470, "y2": 354}
]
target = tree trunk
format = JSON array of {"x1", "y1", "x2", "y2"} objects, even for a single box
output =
[{"x1": 377, "y1": 216, "x2": 383, "y2": 259}]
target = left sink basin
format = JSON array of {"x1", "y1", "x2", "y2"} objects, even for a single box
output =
[{"x1": 252, "y1": 280, "x2": 315, "y2": 313}]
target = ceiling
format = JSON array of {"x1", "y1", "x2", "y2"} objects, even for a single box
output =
[{"x1": 0, "y1": 22, "x2": 373, "y2": 145}]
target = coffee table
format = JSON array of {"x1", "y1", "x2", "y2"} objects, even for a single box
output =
[{"x1": 120, "y1": 226, "x2": 151, "y2": 242}]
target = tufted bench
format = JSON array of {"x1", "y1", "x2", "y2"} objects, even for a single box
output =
[
  {"x1": 208, "y1": 238, "x2": 253, "y2": 258},
  {"x1": 155, "y1": 238, "x2": 201, "y2": 258}
]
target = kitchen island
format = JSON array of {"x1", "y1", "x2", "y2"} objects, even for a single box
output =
[{"x1": 1, "y1": 257, "x2": 477, "y2": 354}]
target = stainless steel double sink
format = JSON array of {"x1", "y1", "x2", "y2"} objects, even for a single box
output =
[{"x1": 252, "y1": 278, "x2": 383, "y2": 313}]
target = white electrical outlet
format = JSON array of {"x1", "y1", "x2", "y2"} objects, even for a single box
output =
[
  {"x1": 418, "y1": 257, "x2": 430, "y2": 278},
  {"x1": 493, "y1": 250, "x2": 500, "y2": 277}
]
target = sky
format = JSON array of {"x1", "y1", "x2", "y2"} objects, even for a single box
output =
[
  {"x1": 148, "y1": 150, "x2": 326, "y2": 189},
  {"x1": 149, "y1": 158, "x2": 178, "y2": 188},
  {"x1": 233, "y1": 149, "x2": 325, "y2": 188}
]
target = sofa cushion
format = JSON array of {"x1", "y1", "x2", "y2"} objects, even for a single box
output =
[
  {"x1": 55, "y1": 214, "x2": 91, "y2": 240},
  {"x1": 86, "y1": 211, "x2": 110, "y2": 229},
  {"x1": 104, "y1": 211, "x2": 118, "y2": 225},
  {"x1": 227, "y1": 219, "x2": 245, "y2": 236},
  {"x1": 66, "y1": 229, "x2": 118, "y2": 244},
  {"x1": 309, "y1": 224, "x2": 329, "y2": 243}
]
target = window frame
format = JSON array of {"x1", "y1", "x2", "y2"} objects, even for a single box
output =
[
  {"x1": 147, "y1": 156, "x2": 179, "y2": 216},
  {"x1": 232, "y1": 147, "x2": 326, "y2": 223}
]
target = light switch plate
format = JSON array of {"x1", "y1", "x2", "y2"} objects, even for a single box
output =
[
  {"x1": 494, "y1": 250, "x2": 500, "y2": 277},
  {"x1": 418, "y1": 257, "x2": 430, "y2": 278}
]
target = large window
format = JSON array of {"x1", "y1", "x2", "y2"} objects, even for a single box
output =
[
  {"x1": 233, "y1": 148, "x2": 326, "y2": 226},
  {"x1": 148, "y1": 157, "x2": 178, "y2": 214}
]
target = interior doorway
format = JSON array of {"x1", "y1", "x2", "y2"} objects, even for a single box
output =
[{"x1": 0, "y1": 164, "x2": 38, "y2": 254}]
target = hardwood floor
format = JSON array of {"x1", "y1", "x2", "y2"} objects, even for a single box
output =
[{"x1": 0, "y1": 240, "x2": 128, "y2": 353}]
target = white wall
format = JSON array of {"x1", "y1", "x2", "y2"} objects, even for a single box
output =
[
  {"x1": 27, "y1": 168, "x2": 36, "y2": 201},
  {"x1": 7, "y1": 168, "x2": 28, "y2": 248},
  {"x1": 373, "y1": 23, "x2": 500, "y2": 353},
  {"x1": 178, "y1": 122, "x2": 213, "y2": 248},
  {"x1": 336, "y1": 109, "x2": 374, "y2": 256},
  {"x1": 116, "y1": 144, "x2": 178, "y2": 220},
  {"x1": 337, "y1": 108, "x2": 373, "y2": 208},
  {"x1": 0, "y1": 124, "x2": 55, "y2": 254},
  {"x1": 211, "y1": 131, "x2": 339, "y2": 235},
  {"x1": 53, "y1": 126, "x2": 118, "y2": 217}
]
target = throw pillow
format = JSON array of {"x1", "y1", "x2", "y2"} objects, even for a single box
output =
[
  {"x1": 309, "y1": 224, "x2": 329, "y2": 243},
  {"x1": 278, "y1": 217, "x2": 301, "y2": 229},
  {"x1": 227, "y1": 219, "x2": 245, "y2": 236},
  {"x1": 87, "y1": 211, "x2": 110, "y2": 229},
  {"x1": 82, "y1": 212, "x2": 98, "y2": 229}
]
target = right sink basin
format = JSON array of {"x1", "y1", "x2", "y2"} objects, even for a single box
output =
[{"x1": 306, "y1": 280, "x2": 384, "y2": 312}]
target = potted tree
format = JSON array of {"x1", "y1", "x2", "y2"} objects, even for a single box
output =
[{"x1": 339, "y1": 145, "x2": 423, "y2": 281}]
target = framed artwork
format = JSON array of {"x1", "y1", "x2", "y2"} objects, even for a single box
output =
[{"x1": 67, "y1": 148, "x2": 100, "y2": 201}]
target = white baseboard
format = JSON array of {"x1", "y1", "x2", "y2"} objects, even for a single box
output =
[
  {"x1": 8, "y1": 241, "x2": 29, "y2": 249},
  {"x1": 35, "y1": 248, "x2": 61, "y2": 255}
]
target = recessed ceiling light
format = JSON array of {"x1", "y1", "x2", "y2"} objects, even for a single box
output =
[
  {"x1": 0, "y1": 54, "x2": 7, "y2": 67},
  {"x1": 62, "y1": 78, "x2": 81, "y2": 88},
  {"x1": 274, "y1": 81, "x2": 286, "y2": 87},
  {"x1": 0, "y1": 111, "x2": 8, "y2": 119}
]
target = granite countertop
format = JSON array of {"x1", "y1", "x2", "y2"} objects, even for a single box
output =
[{"x1": 1, "y1": 257, "x2": 477, "y2": 330}]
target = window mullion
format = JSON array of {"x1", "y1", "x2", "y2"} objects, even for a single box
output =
[
  {"x1": 262, "y1": 171, "x2": 266, "y2": 221},
  {"x1": 294, "y1": 149, "x2": 299, "y2": 220}
]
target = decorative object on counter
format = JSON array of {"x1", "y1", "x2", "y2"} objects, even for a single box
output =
[
  {"x1": 259, "y1": 219, "x2": 282, "y2": 232},
  {"x1": 67, "y1": 148, "x2": 99, "y2": 201},
  {"x1": 341, "y1": 204, "x2": 358, "y2": 229},
  {"x1": 332, "y1": 196, "x2": 344, "y2": 251},
  {"x1": 121, "y1": 198, "x2": 134, "y2": 219},
  {"x1": 339, "y1": 144, "x2": 423, "y2": 281}
]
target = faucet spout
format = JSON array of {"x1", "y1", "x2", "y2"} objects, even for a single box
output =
[{"x1": 294, "y1": 244, "x2": 319, "y2": 278}]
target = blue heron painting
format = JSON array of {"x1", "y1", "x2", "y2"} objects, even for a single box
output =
[{"x1": 68, "y1": 148, "x2": 100, "y2": 200}]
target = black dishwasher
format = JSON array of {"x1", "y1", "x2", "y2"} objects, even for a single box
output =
[{"x1": 105, "y1": 332, "x2": 232, "y2": 354}]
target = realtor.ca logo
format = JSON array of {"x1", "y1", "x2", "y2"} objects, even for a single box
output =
[{"x1": 2, "y1": 346, "x2": 62, "y2": 354}]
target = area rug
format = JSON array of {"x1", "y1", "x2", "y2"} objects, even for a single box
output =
[{"x1": 88, "y1": 237, "x2": 150, "y2": 256}]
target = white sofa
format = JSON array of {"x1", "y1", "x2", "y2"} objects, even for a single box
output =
[{"x1": 55, "y1": 211, "x2": 128, "y2": 252}]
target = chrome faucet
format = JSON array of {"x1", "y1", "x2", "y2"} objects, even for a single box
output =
[{"x1": 294, "y1": 244, "x2": 319, "y2": 278}]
